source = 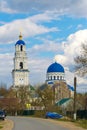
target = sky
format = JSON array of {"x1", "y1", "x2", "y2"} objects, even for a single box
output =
[{"x1": 0, "y1": 0, "x2": 87, "y2": 93}]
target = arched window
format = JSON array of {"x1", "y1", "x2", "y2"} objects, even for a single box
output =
[
  {"x1": 60, "y1": 76, "x2": 62, "y2": 80},
  {"x1": 20, "y1": 45, "x2": 23, "y2": 51},
  {"x1": 20, "y1": 62, "x2": 23, "y2": 69},
  {"x1": 57, "y1": 76, "x2": 59, "y2": 80},
  {"x1": 54, "y1": 76, "x2": 56, "y2": 80}
]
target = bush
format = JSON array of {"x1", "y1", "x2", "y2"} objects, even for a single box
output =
[{"x1": 34, "y1": 110, "x2": 46, "y2": 118}]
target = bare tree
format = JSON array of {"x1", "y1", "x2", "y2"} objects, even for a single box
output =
[
  {"x1": 76, "y1": 93, "x2": 87, "y2": 110},
  {"x1": 75, "y1": 43, "x2": 87, "y2": 76},
  {"x1": 75, "y1": 43, "x2": 87, "y2": 111}
]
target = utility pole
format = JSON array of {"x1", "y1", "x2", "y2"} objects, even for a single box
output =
[{"x1": 73, "y1": 76, "x2": 77, "y2": 120}]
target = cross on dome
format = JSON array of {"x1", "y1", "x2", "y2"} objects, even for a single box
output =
[{"x1": 19, "y1": 32, "x2": 22, "y2": 40}]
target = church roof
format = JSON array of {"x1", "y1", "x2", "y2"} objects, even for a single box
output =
[
  {"x1": 15, "y1": 40, "x2": 25, "y2": 45},
  {"x1": 55, "y1": 98, "x2": 71, "y2": 106},
  {"x1": 47, "y1": 62, "x2": 64, "y2": 73},
  {"x1": 67, "y1": 85, "x2": 74, "y2": 91}
]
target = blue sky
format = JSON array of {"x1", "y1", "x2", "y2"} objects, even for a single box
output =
[{"x1": 0, "y1": 0, "x2": 87, "y2": 92}]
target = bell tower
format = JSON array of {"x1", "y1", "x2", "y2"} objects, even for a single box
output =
[{"x1": 12, "y1": 33, "x2": 29, "y2": 87}]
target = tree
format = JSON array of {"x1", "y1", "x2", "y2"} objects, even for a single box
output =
[
  {"x1": 36, "y1": 84, "x2": 55, "y2": 111},
  {"x1": 0, "y1": 86, "x2": 20, "y2": 115},
  {"x1": 0, "y1": 83, "x2": 8, "y2": 97},
  {"x1": 74, "y1": 43, "x2": 87, "y2": 76},
  {"x1": 16, "y1": 85, "x2": 30, "y2": 110},
  {"x1": 76, "y1": 93, "x2": 87, "y2": 110},
  {"x1": 74, "y1": 43, "x2": 87, "y2": 110},
  {"x1": 6, "y1": 87, "x2": 16, "y2": 98}
]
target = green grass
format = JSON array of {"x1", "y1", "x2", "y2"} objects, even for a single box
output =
[
  {"x1": 76, "y1": 119, "x2": 87, "y2": 129},
  {"x1": 0, "y1": 126, "x2": 3, "y2": 129},
  {"x1": 0, "y1": 121, "x2": 4, "y2": 129},
  {"x1": 56, "y1": 118, "x2": 87, "y2": 129}
]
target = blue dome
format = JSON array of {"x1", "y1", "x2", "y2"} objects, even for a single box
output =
[
  {"x1": 15, "y1": 40, "x2": 25, "y2": 45},
  {"x1": 47, "y1": 62, "x2": 64, "y2": 73}
]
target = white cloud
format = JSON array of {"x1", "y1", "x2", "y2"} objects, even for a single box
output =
[
  {"x1": 0, "y1": 53, "x2": 13, "y2": 75},
  {"x1": 1, "y1": 0, "x2": 87, "y2": 17},
  {"x1": 54, "y1": 29, "x2": 87, "y2": 92},
  {"x1": 0, "y1": 13, "x2": 58, "y2": 44},
  {"x1": 64, "y1": 29, "x2": 87, "y2": 63},
  {"x1": 0, "y1": 0, "x2": 70, "y2": 13},
  {"x1": 0, "y1": 53, "x2": 13, "y2": 86},
  {"x1": 54, "y1": 55, "x2": 68, "y2": 65},
  {"x1": 28, "y1": 57, "x2": 52, "y2": 85},
  {"x1": 0, "y1": 0, "x2": 17, "y2": 13},
  {"x1": 29, "y1": 11, "x2": 60, "y2": 23},
  {"x1": 29, "y1": 39, "x2": 62, "y2": 54},
  {"x1": 69, "y1": 0, "x2": 87, "y2": 17},
  {"x1": 55, "y1": 29, "x2": 87, "y2": 65}
]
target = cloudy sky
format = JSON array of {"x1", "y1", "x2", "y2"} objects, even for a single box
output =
[{"x1": 0, "y1": 0, "x2": 87, "y2": 92}]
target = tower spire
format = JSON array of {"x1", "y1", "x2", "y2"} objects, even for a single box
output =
[{"x1": 19, "y1": 32, "x2": 22, "y2": 40}]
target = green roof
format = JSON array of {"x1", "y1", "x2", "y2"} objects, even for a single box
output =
[{"x1": 56, "y1": 98, "x2": 71, "y2": 106}]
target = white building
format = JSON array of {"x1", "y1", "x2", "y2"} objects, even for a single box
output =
[{"x1": 12, "y1": 34, "x2": 29, "y2": 87}]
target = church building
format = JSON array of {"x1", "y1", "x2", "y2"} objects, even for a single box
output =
[
  {"x1": 46, "y1": 62, "x2": 73, "y2": 102},
  {"x1": 12, "y1": 34, "x2": 29, "y2": 87},
  {"x1": 46, "y1": 62, "x2": 65, "y2": 83}
]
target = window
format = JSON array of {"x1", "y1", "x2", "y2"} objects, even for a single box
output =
[
  {"x1": 54, "y1": 76, "x2": 56, "y2": 80},
  {"x1": 20, "y1": 62, "x2": 23, "y2": 69},
  {"x1": 60, "y1": 76, "x2": 62, "y2": 80},
  {"x1": 20, "y1": 45, "x2": 23, "y2": 51},
  {"x1": 57, "y1": 76, "x2": 59, "y2": 80}
]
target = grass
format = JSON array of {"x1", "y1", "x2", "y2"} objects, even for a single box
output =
[
  {"x1": 76, "y1": 119, "x2": 87, "y2": 129},
  {"x1": 0, "y1": 120, "x2": 5, "y2": 129},
  {"x1": 0, "y1": 126, "x2": 3, "y2": 129},
  {"x1": 56, "y1": 117, "x2": 87, "y2": 129}
]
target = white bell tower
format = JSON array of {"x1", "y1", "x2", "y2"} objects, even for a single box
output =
[{"x1": 12, "y1": 33, "x2": 29, "y2": 87}]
